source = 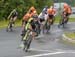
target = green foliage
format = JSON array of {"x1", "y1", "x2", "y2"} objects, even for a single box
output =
[{"x1": 0, "y1": 0, "x2": 53, "y2": 20}]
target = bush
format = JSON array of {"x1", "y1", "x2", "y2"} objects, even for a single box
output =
[{"x1": 0, "y1": 0, "x2": 53, "y2": 20}]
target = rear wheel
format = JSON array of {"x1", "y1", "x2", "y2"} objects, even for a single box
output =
[
  {"x1": 36, "y1": 24, "x2": 41, "y2": 35},
  {"x1": 46, "y1": 21, "x2": 51, "y2": 34},
  {"x1": 6, "y1": 22, "x2": 13, "y2": 32}
]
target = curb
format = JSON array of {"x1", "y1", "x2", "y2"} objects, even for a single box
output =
[{"x1": 62, "y1": 34, "x2": 75, "y2": 43}]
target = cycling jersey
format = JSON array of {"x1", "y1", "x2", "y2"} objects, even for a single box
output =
[
  {"x1": 64, "y1": 7, "x2": 72, "y2": 14},
  {"x1": 23, "y1": 13, "x2": 30, "y2": 21},
  {"x1": 47, "y1": 8, "x2": 56, "y2": 15},
  {"x1": 25, "y1": 18, "x2": 33, "y2": 30},
  {"x1": 28, "y1": 6, "x2": 37, "y2": 17},
  {"x1": 25, "y1": 18, "x2": 36, "y2": 31},
  {"x1": 42, "y1": 6, "x2": 48, "y2": 14}
]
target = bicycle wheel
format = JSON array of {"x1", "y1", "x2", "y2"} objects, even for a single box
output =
[
  {"x1": 6, "y1": 22, "x2": 13, "y2": 32},
  {"x1": 23, "y1": 30, "x2": 30, "y2": 51},
  {"x1": 10, "y1": 23, "x2": 13, "y2": 31},
  {"x1": 46, "y1": 21, "x2": 51, "y2": 33},
  {"x1": 42, "y1": 20, "x2": 47, "y2": 34},
  {"x1": 35, "y1": 24, "x2": 41, "y2": 35},
  {"x1": 23, "y1": 31, "x2": 29, "y2": 50},
  {"x1": 51, "y1": 17, "x2": 55, "y2": 25},
  {"x1": 25, "y1": 35, "x2": 32, "y2": 52},
  {"x1": 58, "y1": 15, "x2": 65, "y2": 28},
  {"x1": 21, "y1": 30, "x2": 26, "y2": 41}
]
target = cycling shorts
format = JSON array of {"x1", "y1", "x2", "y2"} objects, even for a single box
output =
[{"x1": 48, "y1": 14, "x2": 54, "y2": 19}]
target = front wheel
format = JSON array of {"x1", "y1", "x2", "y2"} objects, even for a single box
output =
[
  {"x1": 6, "y1": 22, "x2": 13, "y2": 32},
  {"x1": 24, "y1": 35, "x2": 32, "y2": 52}
]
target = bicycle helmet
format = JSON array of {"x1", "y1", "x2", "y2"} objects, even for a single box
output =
[
  {"x1": 30, "y1": 6, "x2": 35, "y2": 11},
  {"x1": 33, "y1": 15, "x2": 38, "y2": 19},
  {"x1": 63, "y1": 3, "x2": 68, "y2": 8},
  {"x1": 47, "y1": 8, "x2": 53, "y2": 13}
]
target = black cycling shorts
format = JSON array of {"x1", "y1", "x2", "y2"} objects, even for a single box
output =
[
  {"x1": 22, "y1": 20, "x2": 27, "y2": 25},
  {"x1": 66, "y1": 13, "x2": 71, "y2": 17},
  {"x1": 48, "y1": 14, "x2": 54, "y2": 19},
  {"x1": 40, "y1": 18, "x2": 45, "y2": 22}
]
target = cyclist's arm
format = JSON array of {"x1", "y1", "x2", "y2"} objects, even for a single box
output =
[{"x1": 7, "y1": 9, "x2": 16, "y2": 19}]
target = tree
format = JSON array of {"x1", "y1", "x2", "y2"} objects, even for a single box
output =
[{"x1": 0, "y1": 0, "x2": 53, "y2": 20}]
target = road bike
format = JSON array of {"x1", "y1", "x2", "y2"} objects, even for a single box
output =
[
  {"x1": 23, "y1": 29, "x2": 33, "y2": 52},
  {"x1": 58, "y1": 14, "x2": 69, "y2": 28},
  {"x1": 43, "y1": 19, "x2": 52, "y2": 34},
  {"x1": 6, "y1": 20, "x2": 14, "y2": 32}
]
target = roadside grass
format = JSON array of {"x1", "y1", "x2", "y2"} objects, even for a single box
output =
[
  {"x1": 61, "y1": 32, "x2": 75, "y2": 45},
  {"x1": 0, "y1": 19, "x2": 22, "y2": 29},
  {"x1": 65, "y1": 32, "x2": 75, "y2": 40},
  {"x1": 60, "y1": 38, "x2": 75, "y2": 45},
  {"x1": 54, "y1": 16, "x2": 75, "y2": 23},
  {"x1": 0, "y1": 16, "x2": 75, "y2": 29},
  {"x1": 0, "y1": 20, "x2": 8, "y2": 29}
]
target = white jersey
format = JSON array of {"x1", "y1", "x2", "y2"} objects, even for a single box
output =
[{"x1": 38, "y1": 12, "x2": 44, "y2": 19}]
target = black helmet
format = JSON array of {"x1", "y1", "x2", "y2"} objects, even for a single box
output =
[{"x1": 33, "y1": 15, "x2": 38, "y2": 18}]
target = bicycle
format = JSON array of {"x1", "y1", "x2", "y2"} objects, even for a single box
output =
[
  {"x1": 58, "y1": 14, "x2": 69, "y2": 28},
  {"x1": 43, "y1": 18, "x2": 52, "y2": 34},
  {"x1": 23, "y1": 29, "x2": 33, "y2": 52},
  {"x1": 35, "y1": 22, "x2": 41, "y2": 36},
  {"x1": 6, "y1": 20, "x2": 14, "y2": 32}
]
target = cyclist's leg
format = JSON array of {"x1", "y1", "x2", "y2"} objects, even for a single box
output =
[
  {"x1": 58, "y1": 12, "x2": 66, "y2": 28},
  {"x1": 9, "y1": 18, "x2": 13, "y2": 28},
  {"x1": 50, "y1": 15, "x2": 54, "y2": 25},
  {"x1": 12, "y1": 16, "x2": 17, "y2": 26},
  {"x1": 48, "y1": 14, "x2": 53, "y2": 26},
  {"x1": 65, "y1": 13, "x2": 70, "y2": 24},
  {"x1": 21, "y1": 21, "x2": 27, "y2": 36},
  {"x1": 13, "y1": 16, "x2": 17, "y2": 21},
  {"x1": 39, "y1": 18, "x2": 45, "y2": 33}
]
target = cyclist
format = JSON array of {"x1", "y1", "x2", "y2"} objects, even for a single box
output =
[
  {"x1": 6, "y1": 9, "x2": 18, "y2": 31},
  {"x1": 33, "y1": 15, "x2": 41, "y2": 35},
  {"x1": 58, "y1": 3, "x2": 72, "y2": 28},
  {"x1": 49, "y1": 6, "x2": 56, "y2": 24},
  {"x1": 24, "y1": 17, "x2": 37, "y2": 40},
  {"x1": 63, "y1": 3, "x2": 72, "y2": 21},
  {"x1": 8, "y1": 9, "x2": 18, "y2": 26},
  {"x1": 47, "y1": 6, "x2": 56, "y2": 25},
  {"x1": 38, "y1": 6, "x2": 48, "y2": 33},
  {"x1": 21, "y1": 13, "x2": 31, "y2": 36},
  {"x1": 28, "y1": 6, "x2": 37, "y2": 17},
  {"x1": 21, "y1": 6, "x2": 37, "y2": 37}
]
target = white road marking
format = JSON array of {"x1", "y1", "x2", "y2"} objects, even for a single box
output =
[
  {"x1": 24, "y1": 52, "x2": 64, "y2": 57},
  {"x1": 29, "y1": 48, "x2": 53, "y2": 52},
  {"x1": 23, "y1": 51, "x2": 75, "y2": 57}
]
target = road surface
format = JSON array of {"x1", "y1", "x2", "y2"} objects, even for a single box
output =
[{"x1": 0, "y1": 22, "x2": 75, "y2": 57}]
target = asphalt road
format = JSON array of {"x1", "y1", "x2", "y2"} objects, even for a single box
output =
[{"x1": 0, "y1": 22, "x2": 75, "y2": 57}]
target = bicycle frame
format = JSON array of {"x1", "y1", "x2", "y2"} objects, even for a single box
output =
[{"x1": 23, "y1": 29, "x2": 33, "y2": 52}]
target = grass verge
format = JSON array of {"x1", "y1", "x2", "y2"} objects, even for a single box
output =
[
  {"x1": 0, "y1": 19, "x2": 22, "y2": 29},
  {"x1": 0, "y1": 16, "x2": 75, "y2": 29},
  {"x1": 65, "y1": 32, "x2": 75, "y2": 40}
]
